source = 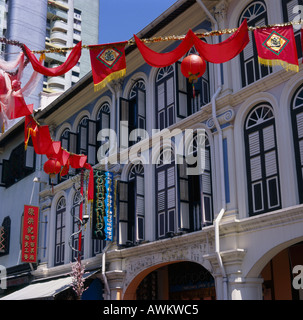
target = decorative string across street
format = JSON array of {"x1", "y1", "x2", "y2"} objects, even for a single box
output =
[
  {"x1": 1, "y1": 18, "x2": 302, "y2": 128},
  {"x1": 2, "y1": 20, "x2": 300, "y2": 54}
]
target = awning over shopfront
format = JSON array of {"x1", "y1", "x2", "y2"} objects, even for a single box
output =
[{"x1": 0, "y1": 271, "x2": 97, "y2": 300}]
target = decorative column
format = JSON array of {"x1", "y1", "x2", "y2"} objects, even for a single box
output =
[
  {"x1": 110, "y1": 78, "x2": 124, "y2": 146},
  {"x1": 229, "y1": 277, "x2": 264, "y2": 300}
]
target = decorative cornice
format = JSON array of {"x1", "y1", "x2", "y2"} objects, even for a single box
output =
[
  {"x1": 107, "y1": 227, "x2": 214, "y2": 261},
  {"x1": 203, "y1": 248, "x2": 247, "y2": 270},
  {"x1": 219, "y1": 204, "x2": 303, "y2": 236}
]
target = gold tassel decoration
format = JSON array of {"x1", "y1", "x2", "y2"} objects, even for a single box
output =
[
  {"x1": 258, "y1": 57, "x2": 299, "y2": 73},
  {"x1": 93, "y1": 69, "x2": 126, "y2": 92}
]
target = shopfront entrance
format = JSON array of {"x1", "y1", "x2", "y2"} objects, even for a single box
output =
[
  {"x1": 135, "y1": 261, "x2": 216, "y2": 300},
  {"x1": 261, "y1": 242, "x2": 303, "y2": 300}
]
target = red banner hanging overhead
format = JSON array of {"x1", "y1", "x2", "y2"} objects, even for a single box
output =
[
  {"x1": 24, "y1": 115, "x2": 94, "y2": 200},
  {"x1": 21, "y1": 205, "x2": 39, "y2": 263},
  {"x1": 193, "y1": 19, "x2": 249, "y2": 63},
  {"x1": 134, "y1": 30, "x2": 194, "y2": 68},
  {"x1": 254, "y1": 25, "x2": 299, "y2": 72},
  {"x1": 134, "y1": 20, "x2": 249, "y2": 67},
  {"x1": 0, "y1": 53, "x2": 34, "y2": 132},
  {"x1": 88, "y1": 41, "x2": 127, "y2": 92},
  {"x1": 23, "y1": 41, "x2": 82, "y2": 77}
]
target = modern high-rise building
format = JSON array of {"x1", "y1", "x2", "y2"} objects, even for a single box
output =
[
  {"x1": 1, "y1": 0, "x2": 99, "y2": 110},
  {"x1": 44, "y1": 0, "x2": 99, "y2": 93}
]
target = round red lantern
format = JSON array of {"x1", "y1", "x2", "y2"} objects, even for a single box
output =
[
  {"x1": 181, "y1": 54, "x2": 206, "y2": 83},
  {"x1": 44, "y1": 158, "x2": 61, "y2": 179}
]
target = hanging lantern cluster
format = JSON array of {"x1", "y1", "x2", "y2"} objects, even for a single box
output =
[{"x1": 181, "y1": 54, "x2": 206, "y2": 97}]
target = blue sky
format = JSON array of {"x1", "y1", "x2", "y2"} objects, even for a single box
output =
[{"x1": 99, "y1": 0, "x2": 177, "y2": 44}]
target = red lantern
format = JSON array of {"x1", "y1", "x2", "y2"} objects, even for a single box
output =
[
  {"x1": 44, "y1": 158, "x2": 61, "y2": 179},
  {"x1": 181, "y1": 54, "x2": 206, "y2": 83}
]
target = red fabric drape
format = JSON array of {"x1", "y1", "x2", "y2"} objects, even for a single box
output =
[
  {"x1": 69, "y1": 154, "x2": 87, "y2": 169},
  {"x1": 6, "y1": 98, "x2": 33, "y2": 120},
  {"x1": 193, "y1": 19, "x2": 249, "y2": 63},
  {"x1": 31, "y1": 125, "x2": 61, "y2": 155},
  {"x1": 47, "y1": 146, "x2": 70, "y2": 167},
  {"x1": 134, "y1": 30, "x2": 194, "y2": 67},
  {"x1": 0, "y1": 54, "x2": 34, "y2": 123},
  {"x1": 23, "y1": 41, "x2": 82, "y2": 76},
  {"x1": 59, "y1": 154, "x2": 87, "y2": 177},
  {"x1": 254, "y1": 25, "x2": 299, "y2": 72},
  {"x1": 24, "y1": 115, "x2": 38, "y2": 149},
  {"x1": 134, "y1": 20, "x2": 249, "y2": 66},
  {"x1": 24, "y1": 116, "x2": 92, "y2": 187}
]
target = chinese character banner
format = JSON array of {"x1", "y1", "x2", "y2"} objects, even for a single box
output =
[{"x1": 21, "y1": 205, "x2": 39, "y2": 263}]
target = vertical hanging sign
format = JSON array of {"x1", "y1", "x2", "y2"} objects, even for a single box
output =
[
  {"x1": 92, "y1": 170, "x2": 114, "y2": 241},
  {"x1": 92, "y1": 170, "x2": 106, "y2": 240},
  {"x1": 21, "y1": 205, "x2": 39, "y2": 263},
  {"x1": 104, "y1": 171, "x2": 114, "y2": 241}
]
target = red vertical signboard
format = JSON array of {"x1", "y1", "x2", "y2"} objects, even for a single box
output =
[{"x1": 21, "y1": 205, "x2": 39, "y2": 263}]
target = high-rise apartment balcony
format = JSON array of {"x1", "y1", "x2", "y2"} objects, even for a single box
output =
[
  {"x1": 51, "y1": 20, "x2": 68, "y2": 32},
  {"x1": 48, "y1": 0, "x2": 69, "y2": 11},
  {"x1": 47, "y1": 76, "x2": 66, "y2": 91},
  {"x1": 47, "y1": 6, "x2": 68, "y2": 21},
  {"x1": 50, "y1": 31, "x2": 67, "y2": 45}
]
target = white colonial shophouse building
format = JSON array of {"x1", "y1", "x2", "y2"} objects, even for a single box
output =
[{"x1": 1, "y1": 0, "x2": 303, "y2": 300}]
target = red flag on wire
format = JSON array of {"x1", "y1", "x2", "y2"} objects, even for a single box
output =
[
  {"x1": 88, "y1": 41, "x2": 127, "y2": 92},
  {"x1": 254, "y1": 25, "x2": 299, "y2": 72},
  {"x1": 23, "y1": 42, "x2": 82, "y2": 77}
]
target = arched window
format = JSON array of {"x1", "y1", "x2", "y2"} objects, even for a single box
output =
[
  {"x1": 1, "y1": 142, "x2": 35, "y2": 188},
  {"x1": 282, "y1": 0, "x2": 303, "y2": 59},
  {"x1": 119, "y1": 163, "x2": 145, "y2": 246},
  {"x1": 239, "y1": 1, "x2": 271, "y2": 87},
  {"x1": 128, "y1": 163, "x2": 145, "y2": 242},
  {"x1": 78, "y1": 116, "x2": 88, "y2": 155},
  {"x1": 119, "y1": 79, "x2": 146, "y2": 149},
  {"x1": 156, "y1": 66, "x2": 175, "y2": 130},
  {"x1": 71, "y1": 190, "x2": 84, "y2": 261},
  {"x1": 77, "y1": 116, "x2": 97, "y2": 165},
  {"x1": 291, "y1": 85, "x2": 303, "y2": 203},
  {"x1": 58, "y1": 128, "x2": 76, "y2": 181},
  {"x1": 60, "y1": 128, "x2": 71, "y2": 150},
  {"x1": 96, "y1": 103, "x2": 111, "y2": 160},
  {"x1": 179, "y1": 131, "x2": 213, "y2": 231},
  {"x1": 244, "y1": 104, "x2": 281, "y2": 216},
  {"x1": 155, "y1": 148, "x2": 176, "y2": 238},
  {"x1": 54, "y1": 196, "x2": 66, "y2": 266},
  {"x1": 60, "y1": 128, "x2": 77, "y2": 155},
  {"x1": 129, "y1": 79, "x2": 146, "y2": 99},
  {"x1": 97, "y1": 102, "x2": 110, "y2": 132}
]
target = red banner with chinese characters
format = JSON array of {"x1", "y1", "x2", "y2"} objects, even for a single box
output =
[{"x1": 21, "y1": 205, "x2": 39, "y2": 263}]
